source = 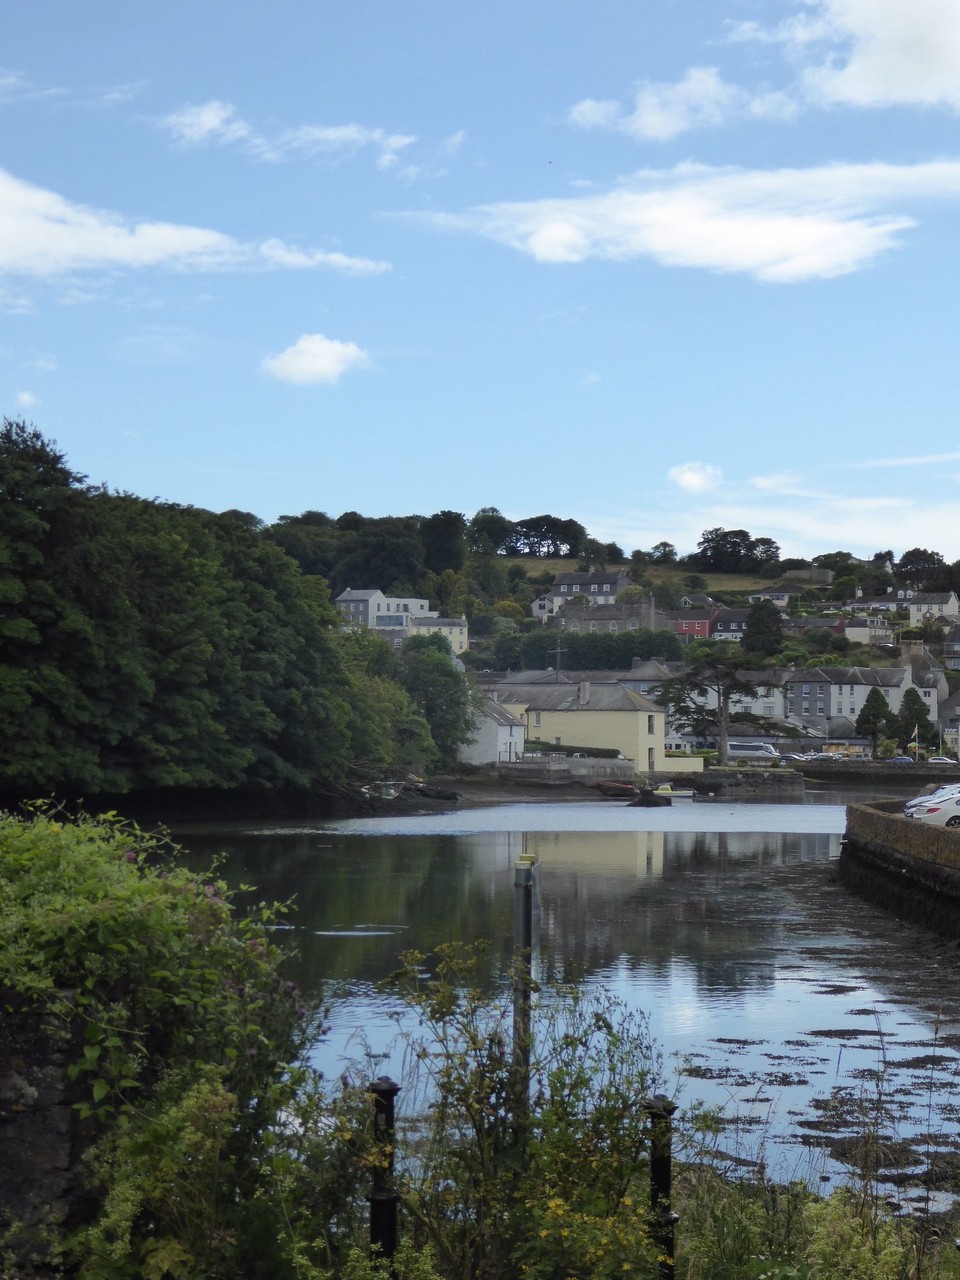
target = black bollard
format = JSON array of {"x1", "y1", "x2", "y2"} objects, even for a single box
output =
[
  {"x1": 369, "y1": 1076, "x2": 400, "y2": 1262},
  {"x1": 644, "y1": 1093, "x2": 679, "y2": 1280},
  {"x1": 512, "y1": 855, "x2": 540, "y2": 1154}
]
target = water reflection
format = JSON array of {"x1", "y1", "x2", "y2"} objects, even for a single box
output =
[{"x1": 172, "y1": 802, "x2": 960, "y2": 1186}]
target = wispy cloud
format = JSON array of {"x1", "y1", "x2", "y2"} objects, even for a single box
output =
[
  {"x1": 668, "y1": 461, "x2": 723, "y2": 492},
  {"x1": 15, "y1": 390, "x2": 37, "y2": 408},
  {"x1": 258, "y1": 239, "x2": 390, "y2": 277},
  {"x1": 0, "y1": 168, "x2": 390, "y2": 282},
  {"x1": 749, "y1": 471, "x2": 808, "y2": 493},
  {"x1": 261, "y1": 333, "x2": 371, "y2": 385},
  {"x1": 422, "y1": 159, "x2": 960, "y2": 282},
  {"x1": 0, "y1": 68, "x2": 66, "y2": 107},
  {"x1": 569, "y1": 67, "x2": 795, "y2": 142},
  {"x1": 157, "y1": 99, "x2": 416, "y2": 169},
  {"x1": 838, "y1": 450, "x2": 960, "y2": 469}
]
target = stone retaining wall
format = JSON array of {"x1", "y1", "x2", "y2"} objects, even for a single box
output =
[{"x1": 841, "y1": 803, "x2": 960, "y2": 940}]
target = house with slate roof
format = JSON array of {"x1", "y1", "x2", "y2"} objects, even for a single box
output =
[
  {"x1": 492, "y1": 675, "x2": 668, "y2": 771},
  {"x1": 907, "y1": 592, "x2": 960, "y2": 627},
  {"x1": 550, "y1": 570, "x2": 631, "y2": 611},
  {"x1": 711, "y1": 607, "x2": 751, "y2": 642},
  {"x1": 458, "y1": 696, "x2": 526, "y2": 765}
]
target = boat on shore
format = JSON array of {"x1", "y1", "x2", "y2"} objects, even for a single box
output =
[{"x1": 650, "y1": 783, "x2": 696, "y2": 802}]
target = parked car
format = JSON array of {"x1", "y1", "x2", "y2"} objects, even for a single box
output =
[
  {"x1": 927, "y1": 757, "x2": 959, "y2": 766},
  {"x1": 906, "y1": 794, "x2": 960, "y2": 827},
  {"x1": 904, "y1": 784, "x2": 960, "y2": 815},
  {"x1": 727, "y1": 741, "x2": 782, "y2": 763},
  {"x1": 886, "y1": 756, "x2": 915, "y2": 764}
]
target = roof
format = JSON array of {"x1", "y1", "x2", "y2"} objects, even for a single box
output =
[
  {"x1": 553, "y1": 570, "x2": 629, "y2": 587},
  {"x1": 785, "y1": 665, "x2": 908, "y2": 687},
  {"x1": 495, "y1": 680, "x2": 663, "y2": 713},
  {"x1": 480, "y1": 698, "x2": 525, "y2": 728},
  {"x1": 336, "y1": 588, "x2": 382, "y2": 601}
]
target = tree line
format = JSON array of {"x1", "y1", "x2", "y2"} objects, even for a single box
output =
[{"x1": 0, "y1": 421, "x2": 478, "y2": 796}]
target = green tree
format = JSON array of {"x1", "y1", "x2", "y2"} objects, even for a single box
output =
[
  {"x1": 897, "y1": 547, "x2": 947, "y2": 590},
  {"x1": 467, "y1": 507, "x2": 515, "y2": 555},
  {"x1": 399, "y1": 633, "x2": 481, "y2": 759},
  {"x1": 741, "y1": 600, "x2": 784, "y2": 658},
  {"x1": 420, "y1": 510, "x2": 467, "y2": 574},
  {"x1": 652, "y1": 648, "x2": 761, "y2": 764},
  {"x1": 896, "y1": 686, "x2": 936, "y2": 750},
  {"x1": 855, "y1": 687, "x2": 897, "y2": 755}
]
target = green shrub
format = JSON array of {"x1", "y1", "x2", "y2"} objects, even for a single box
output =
[{"x1": 0, "y1": 808, "x2": 370, "y2": 1279}]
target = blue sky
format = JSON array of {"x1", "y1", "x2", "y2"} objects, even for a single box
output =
[{"x1": 4, "y1": 0, "x2": 960, "y2": 561}]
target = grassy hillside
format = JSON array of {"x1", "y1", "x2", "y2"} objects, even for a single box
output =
[{"x1": 503, "y1": 557, "x2": 777, "y2": 594}]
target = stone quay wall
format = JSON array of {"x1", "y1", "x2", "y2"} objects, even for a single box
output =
[{"x1": 841, "y1": 802, "x2": 960, "y2": 940}]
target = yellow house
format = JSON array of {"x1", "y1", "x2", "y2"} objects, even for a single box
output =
[
  {"x1": 412, "y1": 615, "x2": 470, "y2": 655},
  {"x1": 494, "y1": 679, "x2": 669, "y2": 773}
]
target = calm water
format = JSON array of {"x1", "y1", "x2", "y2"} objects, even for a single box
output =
[{"x1": 172, "y1": 786, "x2": 960, "y2": 1189}]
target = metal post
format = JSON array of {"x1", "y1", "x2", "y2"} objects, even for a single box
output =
[
  {"x1": 369, "y1": 1076, "x2": 400, "y2": 1263},
  {"x1": 644, "y1": 1094, "x2": 679, "y2": 1280},
  {"x1": 512, "y1": 855, "x2": 539, "y2": 1152}
]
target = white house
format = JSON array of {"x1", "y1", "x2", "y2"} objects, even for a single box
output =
[
  {"x1": 458, "y1": 697, "x2": 526, "y2": 765},
  {"x1": 335, "y1": 588, "x2": 437, "y2": 630}
]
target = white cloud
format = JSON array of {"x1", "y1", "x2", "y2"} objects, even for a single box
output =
[
  {"x1": 749, "y1": 472, "x2": 808, "y2": 493},
  {"x1": 798, "y1": 0, "x2": 960, "y2": 109},
  {"x1": 15, "y1": 390, "x2": 37, "y2": 407},
  {"x1": 157, "y1": 100, "x2": 416, "y2": 169},
  {"x1": 258, "y1": 239, "x2": 390, "y2": 276},
  {"x1": 732, "y1": 0, "x2": 960, "y2": 111},
  {"x1": 261, "y1": 334, "x2": 371, "y2": 385},
  {"x1": 838, "y1": 449, "x2": 960, "y2": 469},
  {"x1": 0, "y1": 68, "x2": 65, "y2": 106},
  {"x1": 159, "y1": 100, "x2": 253, "y2": 147},
  {"x1": 668, "y1": 461, "x2": 723, "y2": 493},
  {"x1": 0, "y1": 168, "x2": 390, "y2": 282},
  {"x1": 570, "y1": 67, "x2": 744, "y2": 141},
  {"x1": 440, "y1": 129, "x2": 466, "y2": 156},
  {"x1": 426, "y1": 159, "x2": 960, "y2": 282}
]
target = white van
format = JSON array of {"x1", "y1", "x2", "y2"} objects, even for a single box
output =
[{"x1": 727, "y1": 741, "x2": 781, "y2": 764}]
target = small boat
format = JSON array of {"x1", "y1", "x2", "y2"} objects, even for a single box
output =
[
  {"x1": 650, "y1": 783, "x2": 696, "y2": 801},
  {"x1": 596, "y1": 780, "x2": 642, "y2": 799},
  {"x1": 360, "y1": 781, "x2": 403, "y2": 800}
]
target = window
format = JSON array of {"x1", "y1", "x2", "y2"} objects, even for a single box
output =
[
  {"x1": 603, "y1": 583, "x2": 611, "y2": 592},
  {"x1": 534, "y1": 712, "x2": 542, "y2": 727},
  {"x1": 560, "y1": 585, "x2": 568, "y2": 593},
  {"x1": 764, "y1": 704, "x2": 775, "y2": 716},
  {"x1": 648, "y1": 715, "x2": 655, "y2": 734},
  {"x1": 572, "y1": 585, "x2": 580, "y2": 593},
  {"x1": 590, "y1": 584, "x2": 598, "y2": 593}
]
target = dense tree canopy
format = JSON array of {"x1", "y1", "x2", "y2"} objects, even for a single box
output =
[
  {"x1": 694, "y1": 528, "x2": 781, "y2": 574},
  {"x1": 741, "y1": 599, "x2": 785, "y2": 657},
  {"x1": 0, "y1": 421, "x2": 453, "y2": 796}
]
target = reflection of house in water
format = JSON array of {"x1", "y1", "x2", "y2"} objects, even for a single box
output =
[{"x1": 521, "y1": 830, "x2": 665, "y2": 878}]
